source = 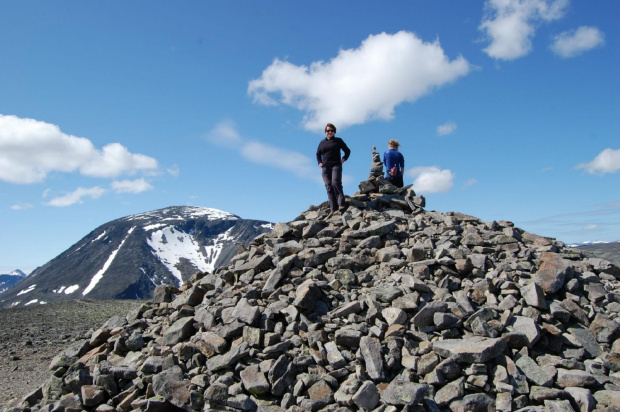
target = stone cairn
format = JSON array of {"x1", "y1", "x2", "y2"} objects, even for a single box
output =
[{"x1": 7, "y1": 149, "x2": 620, "y2": 412}]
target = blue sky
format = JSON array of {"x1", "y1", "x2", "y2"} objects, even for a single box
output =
[{"x1": 0, "y1": 1, "x2": 618, "y2": 273}]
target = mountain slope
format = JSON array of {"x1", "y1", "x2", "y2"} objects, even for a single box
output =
[{"x1": 0, "y1": 206, "x2": 273, "y2": 308}]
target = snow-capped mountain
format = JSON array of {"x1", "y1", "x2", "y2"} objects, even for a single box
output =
[
  {"x1": 567, "y1": 240, "x2": 617, "y2": 247},
  {"x1": 0, "y1": 206, "x2": 273, "y2": 308},
  {"x1": 0, "y1": 269, "x2": 27, "y2": 294}
]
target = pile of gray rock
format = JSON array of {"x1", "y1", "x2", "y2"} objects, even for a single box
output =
[{"x1": 7, "y1": 150, "x2": 620, "y2": 412}]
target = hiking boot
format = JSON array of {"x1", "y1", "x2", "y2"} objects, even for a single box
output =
[{"x1": 338, "y1": 205, "x2": 347, "y2": 212}]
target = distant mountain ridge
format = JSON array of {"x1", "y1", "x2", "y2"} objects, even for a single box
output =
[
  {"x1": 0, "y1": 269, "x2": 27, "y2": 294},
  {"x1": 0, "y1": 206, "x2": 273, "y2": 308},
  {"x1": 572, "y1": 240, "x2": 620, "y2": 268},
  {"x1": 568, "y1": 240, "x2": 619, "y2": 247}
]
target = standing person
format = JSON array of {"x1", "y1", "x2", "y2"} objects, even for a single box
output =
[
  {"x1": 316, "y1": 123, "x2": 351, "y2": 213},
  {"x1": 383, "y1": 139, "x2": 405, "y2": 188}
]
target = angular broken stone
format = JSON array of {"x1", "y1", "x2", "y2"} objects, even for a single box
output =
[
  {"x1": 432, "y1": 337, "x2": 507, "y2": 363},
  {"x1": 360, "y1": 336, "x2": 385, "y2": 380},
  {"x1": 380, "y1": 381, "x2": 429, "y2": 406},
  {"x1": 162, "y1": 316, "x2": 195, "y2": 346},
  {"x1": 240, "y1": 364, "x2": 270, "y2": 396},
  {"x1": 535, "y1": 252, "x2": 570, "y2": 294}
]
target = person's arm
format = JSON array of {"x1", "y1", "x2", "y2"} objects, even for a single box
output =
[
  {"x1": 341, "y1": 139, "x2": 351, "y2": 162},
  {"x1": 316, "y1": 142, "x2": 323, "y2": 166}
]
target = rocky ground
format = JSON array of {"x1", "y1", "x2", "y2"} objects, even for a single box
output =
[
  {"x1": 0, "y1": 299, "x2": 142, "y2": 408},
  {"x1": 1, "y1": 152, "x2": 619, "y2": 411}
]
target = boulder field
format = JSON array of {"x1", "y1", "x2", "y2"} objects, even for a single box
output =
[{"x1": 7, "y1": 149, "x2": 620, "y2": 412}]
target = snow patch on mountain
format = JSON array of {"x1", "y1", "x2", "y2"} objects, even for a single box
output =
[
  {"x1": 83, "y1": 227, "x2": 135, "y2": 296},
  {"x1": 143, "y1": 223, "x2": 167, "y2": 231},
  {"x1": 125, "y1": 206, "x2": 237, "y2": 223},
  {"x1": 147, "y1": 225, "x2": 220, "y2": 284},
  {"x1": 92, "y1": 231, "x2": 107, "y2": 243},
  {"x1": 17, "y1": 284, "x2": 36, "y2": 296},
  {"x1": 203, "y1": 227, "x2": 235, "y2": 272},
  {"x1": 53, "y1": 285, "x2": 80, "y2": 295}
]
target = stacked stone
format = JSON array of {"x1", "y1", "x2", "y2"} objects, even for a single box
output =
[
  {"x1": 8, "y1": 151, "x2": 620, "y2": 412},
  {"x1": 355, "y1": 146, "x2": 426, "y2": 213}
]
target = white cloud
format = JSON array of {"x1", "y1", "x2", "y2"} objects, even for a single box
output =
[
  {"x1": 584, "y1": 224, "x2": 599, "y2": 230},
  {"x1": 577, "y1": 148, "x2": 620, "y2": 175},
  {"x1": 111, "y1": 178, "x2": 154, "y2": 194},
  {"x1": 0, "y1": 114, "x2": 158, "y2": 184},
  {"x1": 479, "y1": 0, "x2": 568, "y2": 60},
  {"x1": 550, "y1": 26, "x2": 605, "y2": 58},
  {"x1": 240, "y1": 141, "x2": 319, "y2": 181},
  {"x1": 46, "y1": 187, "x2": 107, "y2": 207},
  {"x1": 11, "y1": 203, "x2": 33, "y2": 211},
  {"x1": 79, "y1": 143, "x2": 158, "y2": 178},
  {"x1": 462, "y1": 178, "x2": 478, "y2": 189},
  {"x1": 408, "y1": 166, "x2": 455, "y2": 194},
  {"x1": 248, "y1": 31, "x2": 471, "y2": 131},
  {"x1": 437, "y1": 121, "x2": 458, "y2": 136},
  {"x1": 208, "y1": 121, "x2": 325, "y2": 184},
  {"x1": 167, "y1": 164, "x2": 180, "y2": 177},
  {"x1": 207, "y1": 119, "x2": 243, "y2": 148}
]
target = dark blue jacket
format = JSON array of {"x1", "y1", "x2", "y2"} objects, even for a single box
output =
[
  {"x1": 383, "y1": 149, "x2": 405, "y2": 177},
  {"x1": 316, "y1": 137, "x2": 351, "y2": 167}
]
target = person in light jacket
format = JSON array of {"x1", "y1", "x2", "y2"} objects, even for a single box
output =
[{"x1": 316, "y1": 123, "x2": 351, "y2": 212}]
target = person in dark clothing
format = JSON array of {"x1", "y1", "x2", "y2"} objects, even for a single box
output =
[
  {"x1": 383, "y1": 139, "x2": 405, "y2": 188},
  {"x1": 316, "y1": 123, "x2": 351, "y2": 212}
]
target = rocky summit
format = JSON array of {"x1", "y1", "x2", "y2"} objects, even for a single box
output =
[{"x1": 6, "y1": 148, "x2": 620, "y2": 412}]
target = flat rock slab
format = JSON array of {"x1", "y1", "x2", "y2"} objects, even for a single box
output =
[{"x1": 432, "y1": 337, "x2": 507, "y2": 363}]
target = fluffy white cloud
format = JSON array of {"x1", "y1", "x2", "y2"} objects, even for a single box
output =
[
  {"x1": 208, "y1": 121, "x2": 324, "y2": 184},
  {"x1": 479, "y1": 0, "x2": 568, "y2": 60},
  {"x1": 46, "y1": 187, "x2": 107, "y2": 207},
  {"x1": 248, "y1": 31, "x2": 471, "y2": 131},
  {"x1": 577, "y1": 148, "x2": 620, "y2": 175},
  {"x1": 0, "y1": 114, "x2": 158, "y2": 184},
  {"x1": 550, "y1": 26, "x2": 605, "y2": 58},
  {"x1": 111, "y1": 178, "x2": 154, "y2": 194},
  {"x1": 408, "y1": 166, "x2": 454, "y2": 193},
  {"x1": 437, "y1": 121, "x2": 458, "y2": 136}
]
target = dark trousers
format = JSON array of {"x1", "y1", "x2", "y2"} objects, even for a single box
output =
[
  {"x1": 387, "y1": 175, "x2": 404, "y2": 188},
  {"x1": 322, "y1": 164, "x2": 344, "y2": 211}
]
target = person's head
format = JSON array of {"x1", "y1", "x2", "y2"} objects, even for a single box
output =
[
  {"x1": 325, "y1": 123, "x2": 337, "y2": 137},
  {"x1": 388, "y1": 139, "x2": 400, "y2": 149}
]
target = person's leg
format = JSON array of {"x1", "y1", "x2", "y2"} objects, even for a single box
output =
[
  {"x1": 322, "y1": 166, "x2": 337, "y2": 211},
  {"x1": 394, "y1": 176, "x2": 404, "y2": 188},
  {"x1": 331, "y1": 164, "x2": 345, "y2": 209}
]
